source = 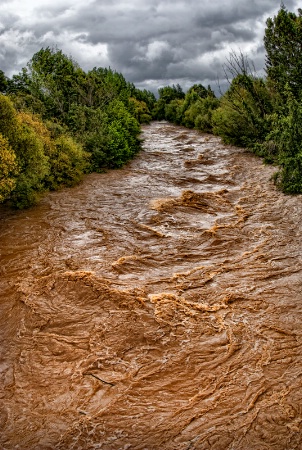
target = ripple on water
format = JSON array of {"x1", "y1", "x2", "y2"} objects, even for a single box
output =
[{"x1": 0, "y1": 122, "x2": 301, "y2": 449}]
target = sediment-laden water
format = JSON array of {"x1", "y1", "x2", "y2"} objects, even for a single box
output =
[{"x1": 0, "y1": 122, "x2": 301, "y2": 449}]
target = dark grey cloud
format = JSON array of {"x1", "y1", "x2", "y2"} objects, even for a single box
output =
[{"x1": 0, "y1": 0, "x2": 300, "y2": 94}]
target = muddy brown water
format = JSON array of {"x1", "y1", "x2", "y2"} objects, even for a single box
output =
[{"x1": 0, "y1": 122, "x2": 301, "y2": 449}]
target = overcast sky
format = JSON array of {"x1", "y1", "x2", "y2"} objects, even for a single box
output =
[{"x1": 0, "y1": 0, "x2": 300, "y2": 94}]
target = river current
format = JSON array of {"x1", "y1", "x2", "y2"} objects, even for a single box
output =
[{"x1": 0, "y1": 122, "x2": 301, "y2": 449}]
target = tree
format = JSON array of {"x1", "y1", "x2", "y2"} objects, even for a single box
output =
[
  {"x1": 211, "y1": 50, "x2": 272, "y2": 146},
  {"x1": 153, "y1": 84, "x2": 185, "y2": 120},
  {"x1": 264, "y1": 6, "x2": 302, "y2": 100},
  {"x1": 129, "y1": 86, "x2": 156, "y2": 112},
  {"x1": 129, "y1": 97, "x2": 152, "y2": 124},
  {"x1": 212, "y1": 74, "x2": 272, "y2": 146},
  {"x1": 184, "y1": 96, "x2": 219, "y2": 132},
  {"x1": 158, "y1": 84, "x2": 185, "y2": 103},
  {"x1": 0, "y1": 70, "x2": 7, "y2": 93},
  {"x1": 264, "y1": 90, "x2": 302, "y2": 193},
  {"x1": 45, "y1": 135, "x2": 88, "y2": 189},
  {"x1": 85, "y1": 67, "x2": 130, "y2": 109},
  {"x1": 164, "y1": 99, "x2": 184, "y2": 124},
  {"x1": 187, "y1": 84, "x2": 208, "y2": 99},
  {"x1": 7, "y1": 47, "x2": 83, "y2": 120}
]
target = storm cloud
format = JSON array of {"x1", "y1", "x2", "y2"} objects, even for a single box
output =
[{"x1": 0, "y1": 0, "x2": 300, "y2": 94}]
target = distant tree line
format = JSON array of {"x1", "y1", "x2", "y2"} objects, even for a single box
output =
[
  {"x1": 152, "y1": 6, "x2": 302, "y2": 194},
  {"x1": 0, "y1": 48, "x2": 156, "y2": 208}
]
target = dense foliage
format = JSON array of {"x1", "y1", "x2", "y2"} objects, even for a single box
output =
[
  {"x1": 0, "y1": 48, "x2": 154, "y2": 208},
  {"x1": 154, "y1": 6, "x2": 302, "y2": 194},
  {"x1": 1, "y1": 5, "x2": 302, "y2": 208},
  {"x1": 264, "y1": 7, "x2": 302, "y2": 101},
  {"x1": 152, "y1": 83, "x2": 219, "y2": 132}
]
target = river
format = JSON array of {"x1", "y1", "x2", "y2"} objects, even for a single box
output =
[{"x1": 0, "y1": 121, "x2": 301, "y2": 449}]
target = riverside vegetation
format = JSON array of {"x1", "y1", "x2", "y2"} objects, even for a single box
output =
[
  {"x1": 0, "y1": 5, "x2": 301, "y2": 209},
  {"x1": 0, "y1": 49, "x2": 156, "y2": 208},
  {"x1": 152, "y1": 6, "x2": 302, "y2": 195}
]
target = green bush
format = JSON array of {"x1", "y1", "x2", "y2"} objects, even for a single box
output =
[
  {"x1": 45, "y1": 135, "x2": 88, "y2": 190},
  {"x1": 164, "y1": 99, "x2": 184, "y2": 124},
  {"x1": 105, "y1": 100, "x2": 140, "y2": 168},
  {"x1": 266, "y1": 93, "x2": 302, "y2": 193},
  {"x1": 153, "y1": 84, "x2": 185, "y2": 120},
  {"x1": 10, "y1": 123, "x2": 50, "y2": 208},
  {"x1": 0, "y1": 133, "x2": 19, "y2": 202},
  {"x1": 0, "y1": 95, "x2": 49, "y2": 207},
  {"x1": 183, "y1": 96, "x2": 219, "y2": 132},
  {"x1": 212, "y1": 75, "x2": 272, "y2": 147},
  {"x1": 0, "y1": 94, "x2": 90, "y2": 207},
  {"x1": 0, "y1": 94, "x2": 19, "y2": 141},
  {"x1": 129, "y1": 97, "x2": 152, "y2": 124},
  {"x1": 84, "y1": 101, "x2": 140, "y2": 170}
]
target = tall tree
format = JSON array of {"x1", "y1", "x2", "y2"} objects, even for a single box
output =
[
  {"x1": 7, "y1": 47, "x2": 83, "y2": 119},
  {"x1": 264, "y1": 6, "x2": 302, "y2": 99},
  {"x1": 0, "y1": 70, "x2": 7, "y2": 93},
  {"x1": 153, "y1": 84, "x2": 185, "y2": 120}
]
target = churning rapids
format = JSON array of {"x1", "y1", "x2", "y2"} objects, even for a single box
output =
[{"x1": 0, "y1": 122, "x2": 301, "y2": 449}]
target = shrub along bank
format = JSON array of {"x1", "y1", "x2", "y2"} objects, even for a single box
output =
[
  {"x1": 0, "y1": 48, "x2": 156, "y2": 208},
  {"x1": 152, "y1": 6, "x2": 302, "y2": 194}
]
